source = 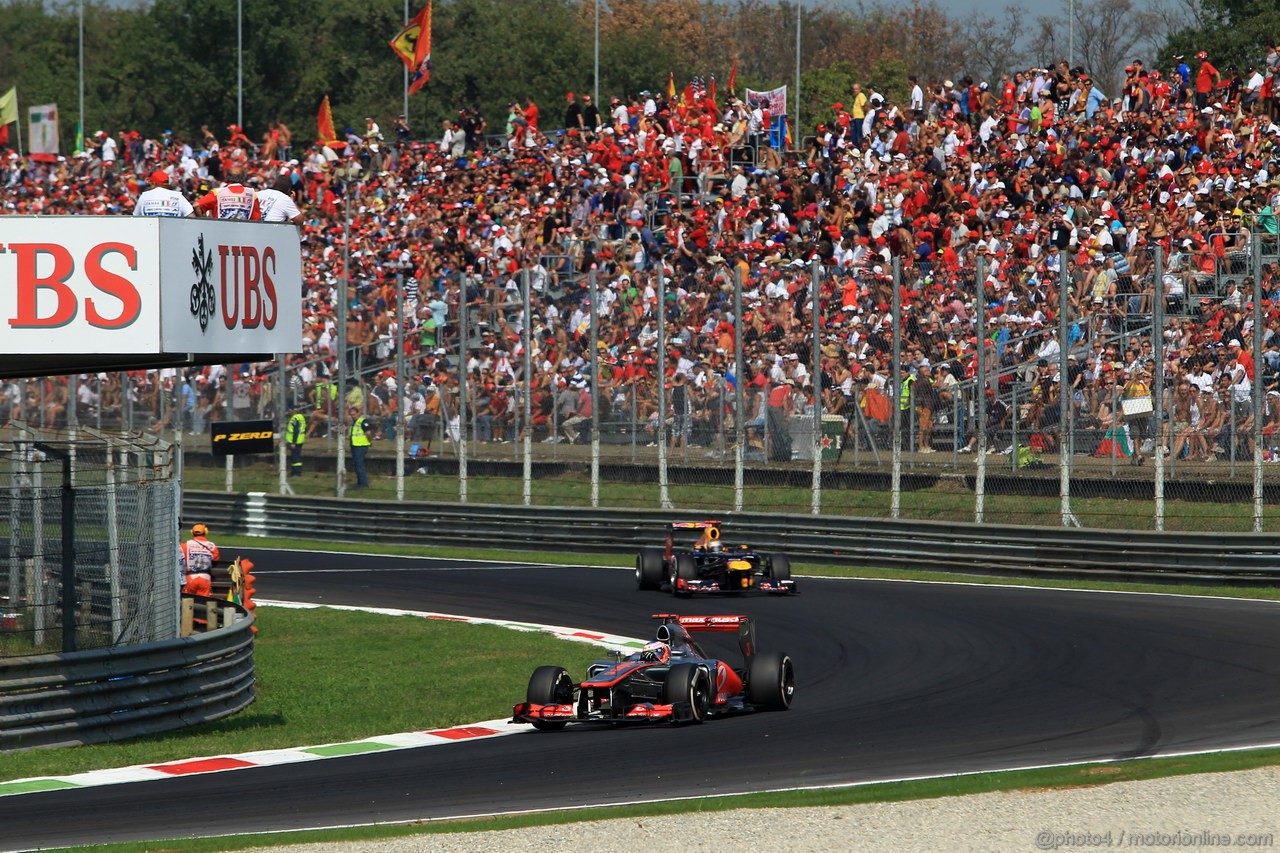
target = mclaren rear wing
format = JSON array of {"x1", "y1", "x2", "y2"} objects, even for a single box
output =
[{"x1": 651, "y1": 613, "x2": 757, "y2": 661}]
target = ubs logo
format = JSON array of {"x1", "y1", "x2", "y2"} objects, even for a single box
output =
[{"x1": 190, "y1": 233, "x2": 215, "y2": 333}]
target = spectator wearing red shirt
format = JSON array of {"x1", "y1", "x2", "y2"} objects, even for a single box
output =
[{"x1": 1195, "y1": 52, "x2": 1220, "y2": 110}]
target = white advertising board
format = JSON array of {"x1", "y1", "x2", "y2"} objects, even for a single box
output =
[
  {"x1": 156, "y1": 219, "x2": 302, "y2": 354},
  {"x1": 0, "y1": 217, "x2": 301, "y2": 356}
]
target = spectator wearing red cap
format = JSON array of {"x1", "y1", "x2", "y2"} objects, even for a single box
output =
[{"x1": 132, "y1": 168, "x2": 194, "y2": 217}]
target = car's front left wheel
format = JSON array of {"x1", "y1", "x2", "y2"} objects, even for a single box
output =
[{"x1": 527, "y1": 665, "x2": 574, "y2": 731}]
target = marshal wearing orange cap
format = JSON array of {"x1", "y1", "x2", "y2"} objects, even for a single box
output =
[{"x1": 181, "y1": 523, "x2": 220, "y2": 596}]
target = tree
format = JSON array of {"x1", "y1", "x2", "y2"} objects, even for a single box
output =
[{"x1": 1032, "y1": 0, "x2": 1162, "y2": 94}]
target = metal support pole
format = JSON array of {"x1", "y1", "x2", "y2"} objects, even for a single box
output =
[
  {"x1": 733, "y1": 266, "x2": 744, "y2": 512},
  {"x1": 890, "y1": 258, "x2": 902, "y2": 519},
  {"x1": 657, "y1": 267, "x2": 672, "y2": 509},
  {"x1": 589, "y1": 268, "x2": 601, "y2": 507},
  {"x1": 78, "y1": 0, "x2": 84, "y2": 153},
  {"x1": 237, "y1": 0, "x2": 243, "y2": 131},
  {"x1": 810, "y1": 259, "x2": 822, "y2": 515},
  {"x1": 403, "y1": 0, "x2": 410, "y2": 120},
  {"x1": 336, "y1": 187, "x2": 350, "y2": 498},
  {"x1": 975, "y1": 257, "x2": 987, "y2": 524},
  {"x1": 223, "y1": 366, "x2": 233, "y2": 492},
  {"x1": 277, "y1": 354, "x2": 291, "y2": 495},
  {"x1": 458, "y1": 273, "x2": 469, "y2": 504},
  {"x1": 395, "y1": 277, "x2": 406, "y2": 501},
  {"x1": 1252, "y1": 238, "x2": 1265, "y2": 531},
  {"x1": 1059, "y1": 257, "x2": 1077, "y2": 526},
  {"x1": 1153, "y1": 247, "x2": 1165, "y2": 531},
  {"x1": 794, "y1": 1, "x2": 802, "y2": 149},
  {"x1": 522, "y1": 270, "x2": 533, "y2": 506},
  {"x1": 593, "y1": 0, "x2": 600, "y2": 108}
]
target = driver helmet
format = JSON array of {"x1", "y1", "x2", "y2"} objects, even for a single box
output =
[
  {"x1": 640, "y1": 640, "x2": 670, "y2": 664},
  {"x1": 709, "y1": 540, "x2": 722, "y2": 552}
]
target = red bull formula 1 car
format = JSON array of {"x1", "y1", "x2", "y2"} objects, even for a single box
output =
[
  {"x1": 511, "y1": 613, "x2": 795, "y2": 729},
  {"x1": 635, "y1": 521, "x2": 795, "y2": 595}
]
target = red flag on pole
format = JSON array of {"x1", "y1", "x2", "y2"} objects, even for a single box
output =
[
  {"x1": 709, "y1": 75, "x2": 717, "y2": 107},
  {"x1": 317, "y1": 95, "x2": 337, "y2": 144},
  {"x1": 728, "y1": 58, "x2": 738, "y2": 95}
]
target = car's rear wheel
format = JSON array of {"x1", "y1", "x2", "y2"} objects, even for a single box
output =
[
  {"x1": 672, "y1": 554, "x2": 698, "y2": 597},
  {"x1": 662, "y1": 663, "x2": 711, "y2": 723},
  {"x1": 747, "y1": 651, "x2": 795, "y2": 711},
  {"x1": 636, "y1": 547, "x2": 666, "y2": 590},
  {"x1": 769, "y1": 553, "x2": 791, "y2": 583},
  {"x1": 527, "y1": 665, "x2": 574, "y2": 731}
]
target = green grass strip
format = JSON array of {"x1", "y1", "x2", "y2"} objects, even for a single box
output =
[
  {"x1": 1, "y1": 610, "x2": 599, "y2": 785},
  {"x1": 182, "y1": 463, "x2": 1280, "y2": 532}
]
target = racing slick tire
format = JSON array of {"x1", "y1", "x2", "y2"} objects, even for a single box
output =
[
  {"x1": 747, "y1": 651, "x2": 795, "y2": 711},
  {"x1": 662, "y1": 663, "x2": 711, "y2": 723},
  {"x1": 672, "y1": 554, "x2": 698, "y2": 597},
  {"x1": 768, "y1": 553, "x2": 791, "y2": 584},
  {"x1": 527, "y1": 665, "x2": 575, "y2": 731},
  {"x1": 636, "y1": 547, "x2": 666, "y2": 590}
]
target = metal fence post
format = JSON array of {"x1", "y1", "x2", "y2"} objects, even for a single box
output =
[
  {"x1": 811, "y1": 259, "x2": 822, "y2": 516},
  {"x1": 277, "y1": 355, "x2": 290, "y2": 496},
  {"x1": 1252, "y1": 238, "x2": 1264, "y2": 531},
  {"x1": 458, "y1": 271, "x2": 469, "y2": 504},
  {"x1": 975, "y1": 257, "x2": 987, "y2": 524},
  {"x1": 590, "y1": 267, "x2": 600, "y2": 508},
  {"x1": 657, "y1": 267, "x2": 672, "y2": 509},
  {"x1": 523, "y1": 269, "x2": 533, "y2": 506},
  {"x1": 395, "y1": 279, "x2": 406, "y2": 502},
  {"x1": 1058, "y1": 255, "x2": 1074, "y2": 527},
  {"x1": 890, "y1": 258, "x2": 902, "y2": 519},
  {"x1": 1153, "y1": 247, "x2": 1165, "y2": 531},
  {"x1": 737, "y1": 263, "x2": 747, "y2": 512}
]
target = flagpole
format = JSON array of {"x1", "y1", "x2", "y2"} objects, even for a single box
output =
[
  {"x1": 593, "y1": 0, "x2": 600, "y2": 108},
  {"x1": 78, "y1": 0, "x2": 84, "y2": 153},
  {"x1": 403, "y1": 0, "x2": 409, "y2": 121},
  {"x1": 794, "y1": 0, "x2": 801, "y2": 150},
  {"x1": 16, "y1": 95, "x2": 23, "y2": 158},
  {"x1": 237, "y1": 0, "x2": 243, "y2": 130}
]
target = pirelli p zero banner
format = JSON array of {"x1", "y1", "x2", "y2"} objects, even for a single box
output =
[
  {"x1": 210, "y1": 419, "x2": 275, "y2": 456},
  {"x1": 0, "y1": 217, "x2": 302, "y2": 356}
]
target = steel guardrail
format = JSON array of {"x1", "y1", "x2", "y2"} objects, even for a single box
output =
[
  {"x1": 0, "y1": 601, "x2": 255, "y2": 751},
  {"x1": 184, "y1": 492, "x2": 1280, "y2": 585}
]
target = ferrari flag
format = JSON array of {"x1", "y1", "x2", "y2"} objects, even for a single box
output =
[{"x1": 390, "y1": 1, "x2": 432, "y2": 95}]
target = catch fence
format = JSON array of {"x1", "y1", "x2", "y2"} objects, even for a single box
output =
[
  {"x1": 0, "y1": 428, "x2": 179, "y2": 658},
  {"x1": 9, "y1": 236, "x2": 1280, "y2": 534}
]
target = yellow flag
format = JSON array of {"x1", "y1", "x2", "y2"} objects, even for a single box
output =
[{"x1": 0, "y1": 88, "x2": 17, "y2": 127}]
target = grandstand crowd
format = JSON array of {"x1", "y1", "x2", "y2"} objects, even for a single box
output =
[{"x1": 6, "y1": 51, "x2": 1280, "y2": 465}]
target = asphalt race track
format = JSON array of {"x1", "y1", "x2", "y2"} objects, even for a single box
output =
[{"x1": 4, "y1": 549, "x2": 1280, "y2": 849}]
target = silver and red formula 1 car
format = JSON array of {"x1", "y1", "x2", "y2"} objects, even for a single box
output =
[{"x1": 511, "y1": 613, "x2": 794, "y2": 729}]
